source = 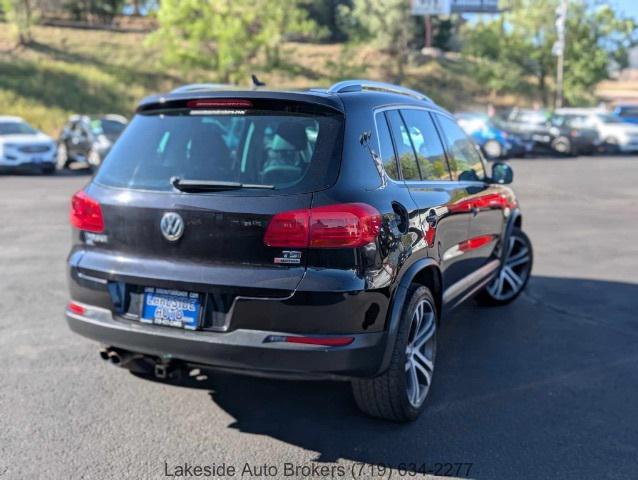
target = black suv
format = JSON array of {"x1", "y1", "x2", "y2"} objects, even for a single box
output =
[
  {"x1": 65, "y1": 81, "x2": 533, "y2": 422},
  {"x1": 499, "y1": 108, "x2": 598, "y2": 155},
  {"x1": 57, "y1": 114, "x2": 127, "y2": 170}
]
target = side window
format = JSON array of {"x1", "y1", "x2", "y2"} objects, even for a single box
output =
[
  {"x1": 400, "y1": 109, "x2": 451, "y2": 180},
  {"x1": 386, "y1": 110, "x2": 420, "y2": 180},
  {"x1": 375, "y1": 113, "x2": 399, "y2": 180},
  {"x1": 73, "y1": 122, "x2": 86, "y2": 139},
  {"x1": 436, "y1": 114, "x2": 486, "y2": 182}
]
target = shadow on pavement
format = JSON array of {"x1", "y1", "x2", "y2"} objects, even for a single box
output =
[{"x1": 137, "y1": 276, "x2": 638, "y2": 479}]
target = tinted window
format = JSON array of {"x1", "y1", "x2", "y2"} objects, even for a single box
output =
[
  {"x1": 400, "y1": 109, "x2": 450, "y2": 180},
  {"x1": 375, "y1": 113, "x2": 399, "y2": 180},
  {"x1": 618, "y1": 106, "x2": 638, "y2": 117},
  {"x1": 0, "y1": 121, "x2": 37, "y2": 136},
  {"x1": 436, "y1": 114, "x2": 485, "y2": 182},
  {"x1": 386, "y1": 110, "x2": 420, "y2": 180},
  {"x1": 92, "y1": 119, "x2": 127, "y2": 136},
  {"x1": 512, "y1": 110, "x2": 548, "y2": 125},
  {"x1": 95, "y1": 109, "x2": 343, "y2": 193},
  {"x1": 597, "y1": 114, "x2": 623, "y2": 124}
]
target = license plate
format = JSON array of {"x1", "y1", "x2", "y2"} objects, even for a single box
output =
[
  {"x1": 141, "y1": 288, "x2": 201, "y2": 330},
  {"x1": 31, "y1": 156, "x2": 43, "y2": 163}
]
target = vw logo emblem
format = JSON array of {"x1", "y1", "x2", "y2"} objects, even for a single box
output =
[{"x1": 160, "y1": 212, "x2": 184, "y2": 242}]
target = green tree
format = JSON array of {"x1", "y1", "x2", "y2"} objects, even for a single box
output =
[
  {"x1": 64, "y1": 0, "x2": 125, "y2": 24},
  {"x1": 2, "y1": 0, "x2": 35, "y2": 45},
  {"x1": 148, "y1": 0, "x2": 317, "y2": 84},
  {"x1": 301, "y1": 0, "x2": 351, "y2": 42},
  {"x1": 563, "y1": 3, "x2": 637, "y2": 105},
  {"x1": 340, "y1": 0, "x2": 417, "y2": 81},
  {"x1": 462, "y1": 0, "x2": 636, "y2": 106}
]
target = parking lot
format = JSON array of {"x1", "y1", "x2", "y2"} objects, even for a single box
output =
[{"x1": 1, "y1": 155, "x2": 637, "y2": 479}]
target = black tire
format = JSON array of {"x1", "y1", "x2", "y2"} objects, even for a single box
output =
[
  {"x1": 476, "y1": 227, "x2": 533, "y2": 306},
  {"x1": 351, "y1": 285, "x2": 437, "y2": 422},
  {"x1": 603, "y1": 137, "x2": 620, "y2": 154}
]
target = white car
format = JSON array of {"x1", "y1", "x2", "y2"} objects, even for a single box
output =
[
  {"x1": 555, "y1": 109, "x2": 638, "y2": 152},
  {"x1": 0, "y1": 116, "x2": 57, "y2": 174}
]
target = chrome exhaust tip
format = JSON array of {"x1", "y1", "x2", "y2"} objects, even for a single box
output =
[{"x1": 107, "y1": 350, "x2": 121, "y2": 365}]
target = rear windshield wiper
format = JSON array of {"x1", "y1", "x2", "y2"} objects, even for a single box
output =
[{"x1": 172, "y1": 178, "x2": 275, "y2": 192}]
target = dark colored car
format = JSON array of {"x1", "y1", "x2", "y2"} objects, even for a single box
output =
[
  {"x1": 57, "y1": 114, "x2": 127, "y2": 170},
  {"x1": 612, "y1": 104, "x2": 638, "y2": 124},
  {"x1": 549, "y1": 113, "x2": 600, "y2": 154},
  {"x1": 65, "y1": 81, "x2": 533, "y2": 422},
  {"x1": 499, "y1": 108, "x2": 598, "y2": 155},
  {"x1": 455, "y1": 112, "x2": 532, "y2": 159}
]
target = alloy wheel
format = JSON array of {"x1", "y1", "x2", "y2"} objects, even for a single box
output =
[
  {"x1": 484, "y1": 140, "x2": 502, "y2": 159},
  {"x1": 487, "y1": 234, "x2": 532, "y2": 301},
  {"x1": 56, "y1": 143, "x2": 68, "y2": 170},
  {"x1": 405, "y1": 299, "x2": 436, "y2": 408},
  {"x1": 88, "y1": 149, "x2": 101, "y2": 167}
]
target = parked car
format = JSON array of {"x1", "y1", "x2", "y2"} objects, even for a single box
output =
[
  {"x1": 455, "y1": 112, "x2": 531, "y2": 159},
  {"x1": 499, "y1": 108, "x2": 598, "y2": 155},
  {"x1": 612, "y1": 104, "x2": 638, "y2": 124},
  {"x1": 57, "y1": 114, "x2": 127, "y2": 170},
  {"x1": 0, "y1": 116, "x2": 57, "y2": 174},
  {"x1": 65, "y1": 81, "x2": 533, "y2": 422},
  {"x1": 555, "y1": 108, "x2": 638, "y2": 153}
]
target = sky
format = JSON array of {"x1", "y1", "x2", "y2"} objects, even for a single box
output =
[{"x1": 610, "y1": 0, "x2": 638, "y2": 20}]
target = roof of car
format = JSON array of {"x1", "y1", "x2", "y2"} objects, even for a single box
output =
[
  {"x1": 136, "y1": 80, "x2": 441, "y2": 114},
  {"x1": 68, "y1": 114, "x2": 128, "y2": 123},
  {"x1": 554, "y1": 108, "x2": 606, "y2": 116},
  {"x1": 0, "y1": 116, "x2": 26, "y2": 122}
]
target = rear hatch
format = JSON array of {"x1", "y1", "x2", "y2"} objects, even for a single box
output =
[{"x1": 74, "y1": 96, "x2": 344, "y2": 324}]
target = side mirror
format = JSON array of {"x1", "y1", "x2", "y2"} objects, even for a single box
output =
[{"x1": 491, "y1": 161, "x2": 513, "y2": 184}]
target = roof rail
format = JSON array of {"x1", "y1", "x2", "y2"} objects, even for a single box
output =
[
  {"x1": 327, "y1": 80, "x2": 433, "y2": 103},
  {"x1": 170, "y1": 83, "x2": 238, "y2": 94}
]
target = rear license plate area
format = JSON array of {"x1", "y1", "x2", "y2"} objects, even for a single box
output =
[{"x1": 141, "y1": 287, "x2": 201, "y2": 330}]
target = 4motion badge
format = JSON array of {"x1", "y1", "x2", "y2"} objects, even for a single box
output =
[{"x1": 274, "y1": 250, "x2": 302, "y2": 265}]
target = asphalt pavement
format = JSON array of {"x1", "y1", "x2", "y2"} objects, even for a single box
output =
[{"x1": 1, "y1": 155, "x2": 637, "y2": 479}]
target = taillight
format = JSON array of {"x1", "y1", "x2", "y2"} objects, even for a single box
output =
[
  {"x1": 264, "y1": 203, "x2": 382, "y2": 249},
  {"x1": 70, "y1": 191, "x2": 104, "y2": 233}
]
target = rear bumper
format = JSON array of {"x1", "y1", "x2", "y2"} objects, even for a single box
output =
[{"x1": 65, "y1": 304, "x2": 388, "y2": 379}]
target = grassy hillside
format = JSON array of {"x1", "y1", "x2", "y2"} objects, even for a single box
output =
[{"x1": 0, "y1": 24, "x2": 490, "y2": 136}]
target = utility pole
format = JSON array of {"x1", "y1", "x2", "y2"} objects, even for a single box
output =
[
  {"x1": 554, "y1": 0, "x2": 568, "y2": 109},
  {"x1": 424, "y1": 15, "x2": 433, "y2": 48}
]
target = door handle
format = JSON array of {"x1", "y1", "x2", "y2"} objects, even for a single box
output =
[{"x1": 392, "y1": 202, "x2": 409, "y2": 234}]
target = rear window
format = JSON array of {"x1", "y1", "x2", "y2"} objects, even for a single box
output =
[{"x1": 95, "y1": 107, "x2": 343, "y2": 193}]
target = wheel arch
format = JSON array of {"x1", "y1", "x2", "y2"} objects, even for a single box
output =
[{"x1": 377, "y1": 258, "x2": 441, "y2": 375}]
